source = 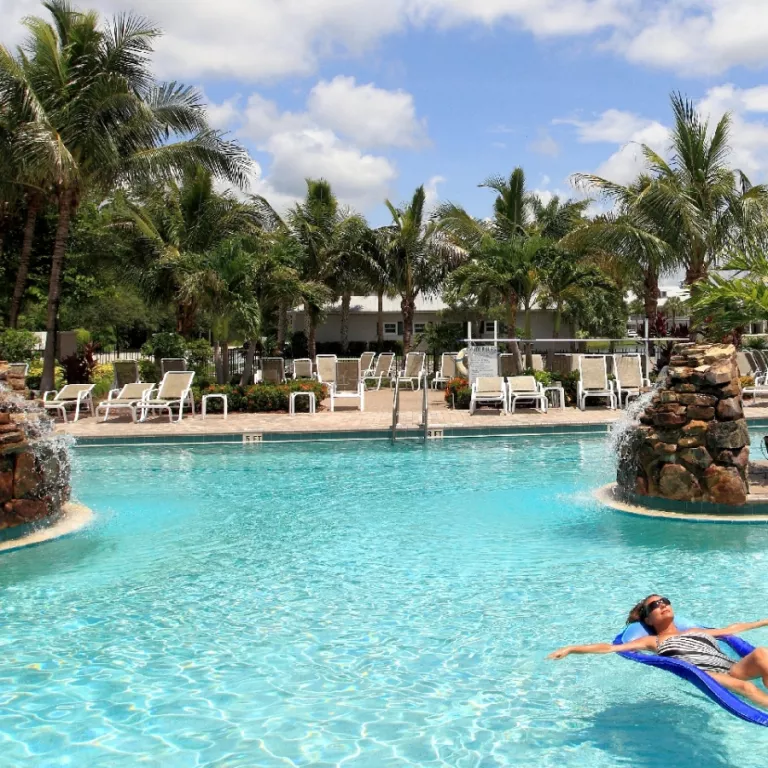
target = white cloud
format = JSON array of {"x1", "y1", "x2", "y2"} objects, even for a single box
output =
[
  {"x1": 423, "y1": 175, "x2": 446, "y2": 211},
  {"x1": 307, "y1": 76, "x2": 427, "y2": 148},
  {"x1": 528, "y1": 129, "x2": 560, "y2": 157},
  {"x1": 4, "y1": 0, "x2": 768, "y2": 81}
]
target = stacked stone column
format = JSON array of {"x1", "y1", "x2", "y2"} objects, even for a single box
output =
[{"x1": 617, "y1": 343, "x2": 749, "y2": 506}]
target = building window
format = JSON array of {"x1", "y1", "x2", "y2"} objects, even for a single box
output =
[
  {"x1": 414, "y1": 323, "x2": 426, "y2": 335},
  {"x1": 480, "y1": 320, "x2": 497, "y2": 335},
  {"x1": 384, "y1": 322, "x2": 398, "y2": 335}
]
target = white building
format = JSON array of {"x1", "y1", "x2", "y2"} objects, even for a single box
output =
[{"x1": 290, "y1": 295, "x2": 574, "y2": 348}]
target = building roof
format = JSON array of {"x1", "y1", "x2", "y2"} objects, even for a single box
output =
[{"x1": 293, "y1": 295, "x2": 450, "y2": 314}]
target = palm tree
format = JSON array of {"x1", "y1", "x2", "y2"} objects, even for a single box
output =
[
  {"x1": 381, "y1": 185, "x2": 463, "y2": 352},
  {"x1": 288, "y1": 179, "x2": 368, "y2": 358},
  {"x1": 662, "y1": 295, "x2": 688, "y2": 329},
  {"x1": 0, "y1": 1, "x2": 249, "y2": 390},
  {"x1": 114, "y1": 168, "x2": 260, "y2": 337}
]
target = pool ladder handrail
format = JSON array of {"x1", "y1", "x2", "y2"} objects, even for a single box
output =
[{"x1": 421, "y1": 375, "x2": 428, "y2": 441}]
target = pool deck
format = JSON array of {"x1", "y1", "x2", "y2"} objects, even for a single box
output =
[{"x1": 53, "y1": 390, "x2": 768, "y2": 439}]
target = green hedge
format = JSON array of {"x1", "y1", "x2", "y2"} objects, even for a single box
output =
[{"x1": 193, "y1": 381, "x2": 328, "y2": 413}]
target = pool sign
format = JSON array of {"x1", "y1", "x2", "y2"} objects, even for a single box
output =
[{"x1": 468, "y1": 345, "x2": 499, "y2": 384}]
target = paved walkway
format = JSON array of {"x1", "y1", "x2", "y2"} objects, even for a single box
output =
[{"x1": 54, "y1": 390, "x2": 768, "y2": 438}]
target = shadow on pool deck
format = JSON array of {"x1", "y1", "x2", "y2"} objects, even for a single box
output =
[{"x1": 564, "y1": 700, "x2": 732, "y2": 767}]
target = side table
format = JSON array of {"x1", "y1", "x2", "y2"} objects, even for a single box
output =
[
  {"x1": 290, "y1": 391, "x2": 316, "y2": 415},
  {"x1": 202, "y1": 393, "x2": 228, "y2": 420},
  {"x1": 543, "y1": 385, "x2": 566, "y2": 410}
]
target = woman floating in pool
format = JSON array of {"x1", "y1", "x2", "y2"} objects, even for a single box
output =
[{"x1": 548, "y1": 594, "x2": 768, "y2": 709}]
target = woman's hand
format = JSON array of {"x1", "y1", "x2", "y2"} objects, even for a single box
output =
[{"x1": 547, "y1": 647, "x2": 571, "y2": 660}]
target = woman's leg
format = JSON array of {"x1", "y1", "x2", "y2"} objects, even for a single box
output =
[
  {"x1": 729, "y1": 647, "x2": 768, "y2": 687},
  {"x1": 710, "y1": 672, "x2": 768, "y2": 709}
]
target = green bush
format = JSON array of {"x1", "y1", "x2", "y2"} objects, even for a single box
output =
[
  {"x1": 185, "y1": 338, "x2": 213, "y2": 382},
  {"x1": 550, "y1": 370, "x2": 580, "y2": 405},
  {"x1": 0, "y1": 329, "x2": 39, "y2": 362},
  {"x1": 139, "y1": 358, "x2": 158, "y2": 382},
  {"x1": 26, "y1": 359, "x2": 65, "y2": 391},
  {"x1": 140, "y1": 332, "x2": 186, "y2": 360},
  {"x1": 526, "y1": 368, "x2": 553, "y2": 387},
  {"x1": 193, "y1": 380, "x2": 328, "y2": 413},
  {"x1": 444, "y1": 376, "x2": 471, "y2": 409}
]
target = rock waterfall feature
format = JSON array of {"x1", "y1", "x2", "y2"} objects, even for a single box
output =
[
  {"x1": 0, "y1": 362, "x2": 71, "y2": 532},
  {"x1": 616, "y1": 343, "x2": 749, "y2": 507}
]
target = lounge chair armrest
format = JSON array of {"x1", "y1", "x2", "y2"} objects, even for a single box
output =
[
  {"x1": 107, "y1": 388, "x2": 122, "y2": 400},
  {"x1": 43, "y1": 390, "x2": 58, "y2": 402},
  {"x1": 76, "y1": 390, "x2": 92, "y2": 402}
]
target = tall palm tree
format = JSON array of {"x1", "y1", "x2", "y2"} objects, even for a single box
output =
[
  {"x1": 288, "y1": 179, "x2": 368, "y2": 358},
  {"x1": 380, "y1": 185, "x2": 463, "y2": 352},
  {"x1": 0, "y1": 0, "x2": 249, "y2": 390},
  {"x1": 114, "y1": 168, "x2": 260, "y2": 337}
]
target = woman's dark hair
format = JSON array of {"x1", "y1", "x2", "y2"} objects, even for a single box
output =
[{"x1": 627, "y1": 594, "x2": 660, "y2": 625}]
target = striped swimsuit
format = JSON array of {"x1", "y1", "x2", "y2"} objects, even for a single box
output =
[{"x1": 656, "y1": 632, "x2": 735, "y2": 674}]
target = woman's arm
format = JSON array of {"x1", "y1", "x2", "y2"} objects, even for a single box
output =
[
  {"x1": 547, "y1": 636, "x2": 654, "y2": 660},
  {"x1": 698, "y1": 619, "x2": 768, "y2": 637}
]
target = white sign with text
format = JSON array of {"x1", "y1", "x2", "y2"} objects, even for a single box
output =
[{"x1": 468, "y1": 345, "x2": 499, "y2": 385}]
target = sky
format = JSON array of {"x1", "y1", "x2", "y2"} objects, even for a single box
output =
[{"x1": 5, "y1": 0, "x2": 768, "y2": 234}]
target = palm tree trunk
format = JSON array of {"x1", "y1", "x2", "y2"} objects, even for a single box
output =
[
  {"x1": 523, "y1": 301, "x2": 533, "y2": 369},
  {"x1": 241, "y1": 340, "x2": 256, "y2": 385},
  {"x1": 377, "y1": 289, "x2": 384, "y2": 349},
  {"x1": 340, "y1": 292, "x2": 351, "y2": 354},
  {"x1": 9, "y1": 195, "x2": 42, "y2": 329},
  {"x1": 506, "y1": 292, "x2": 523, "y2": 372},
  {"x1": 277, "y1": 300, "x2": 288, "y2": 350},
  {"x1": 41, "y1": 189, "x2": 75, "y2": 393},
  {"x1": 308, "y1": 311, "x2": 317, "y2": 360},
  {"x1": 222, "y1": 339, "x2": 230, "y2": 383},
  {"x1": 401, "y1": 294, "x2": 415, "y2": 353},
  {"x1": 213, "y1": 340, "x2": 222, "y2": 384},
  {"x1": 643, "y1": 267, "x2": 660, "y2": 323}
]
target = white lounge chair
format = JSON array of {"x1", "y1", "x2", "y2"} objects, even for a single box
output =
[
  {"x1": 360, "y1": 351, "x2": 376, "y2": 378},
  {"x1": 8, "y1": 362, "x2": 29, "y2": 378},
  {"x1": 577, "y1": 355, "x2": 616, "y2": 410},
  {"x1": 613, "y1": 354, "x2": 651, "y2": 405},
  {"x1": 432, "y1": 353, "x2": 457, "y2": 389},
  {"x1": 395, "y1": 352, "x2": 426, "y2": 391},
  {"x1": 97, "y1": 382, "x2": 155, "y2": 423},
  {"x1": 364, "y1": 352, "x2": 394, "y2": 390},
  {"x1": 293, "y1": 358, "x2": 313, "y2": 380},
  {"x1": 469, "y1": 377, "x2": 508, "y2": 414},
  {"x1": 160, "y1": 357, "x2": 187, "y2": 376},
  {"x1": 315, "y1": 354, "x2": 338, "y2": 390},
  {"x1": 43, "y1": 383, "x2": 96, "y2": 422},
  {"x1": 507, "y1": 375, "x2": 547, "y2": 413},
  {"x1": 736, "y1": 351, "x2": 753, "y2": 378},
  {"x1": 140, "y1": 371, "x2": 195, "y2": 422},
  {"x1": 260, "y1": 357, "x2": 286, "y2": 384},
  {"x1": 109, "y1": 360, "x2": 140, "y2": 398},
  {"x1": 330, "y1": 358, "x2": 365, "y2": 412}
]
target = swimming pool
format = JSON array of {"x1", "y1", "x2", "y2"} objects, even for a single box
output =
[{"x1": 2, "y1": 434, "x2": 768, "y2": 767}]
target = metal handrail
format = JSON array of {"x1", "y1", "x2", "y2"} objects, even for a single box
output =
[
  {"x1": 421, "y1": 376, "x2": 428, "y2": 441},
  {"x1": 391, "y1": 369, "x2": 400, "y2": 443}
]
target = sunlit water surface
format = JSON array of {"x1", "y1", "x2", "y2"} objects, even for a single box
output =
[{"x1": 2, "y1": 432, "x2": 768, "y2": 767}]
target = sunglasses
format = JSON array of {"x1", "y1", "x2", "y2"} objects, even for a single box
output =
[{"x1": 643, "y1": 597, "x2": 671, "y2": 617}]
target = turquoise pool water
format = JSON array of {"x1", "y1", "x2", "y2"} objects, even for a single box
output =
[{"x1": 2, "y1": 434, "x2": 768, "y2": 767}]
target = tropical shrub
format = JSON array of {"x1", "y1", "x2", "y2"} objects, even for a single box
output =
[
  {"x1": 0, "y1": 329, "x2": 39, "y2": 362},
  {"x1": 140, "y1": 332, "x2": 187, "y2": 361},
  {"x1": 193, "y1": 380, "x2": 328, "y2": 413},
  {"x1": 26, "y1": 360, "x2": 65, "y2": 391},
  {"x1": 549, "y1": 370, "x2": 580, "y2": 405},
  {"x1": 445, "y1": 376, "x2": 471, "y2": 409},
  {"x1": 185, "y1": 338, "x2": 213, "y2": 383}
]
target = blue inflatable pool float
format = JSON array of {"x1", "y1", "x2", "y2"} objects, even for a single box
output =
[{"x1": 614, "y1": 617, "x2": 768, "y2": 726}]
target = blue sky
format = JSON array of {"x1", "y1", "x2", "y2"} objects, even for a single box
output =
[{"x1": 6, "y1": 0, "x2": 768, "y2": 226}]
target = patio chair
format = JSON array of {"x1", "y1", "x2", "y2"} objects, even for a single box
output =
[
  {"x1": 613, "y1": 354, "x2": 651, "y2": 405},
  {"x1": 395, "y1": 352, "x2": 426, "y2": 391},
  {"x1": 360, "y1": 351, "x2": 376, "y2": 378},
  {"x1": 97, "y1": 382, "x2": 155, "y2": 423},
  {"x1": 161, "y1": 358, "x2": 187, "y2": 376},
  {"x1": 260, "y1": 357, "x2": 286, "y2": 385},
  {"x1": 315, "y1": 354, "x2": 338, "y2": 390},
  {"x1": 140, "y1": 371, "x2": 195, "y2": 422},
  {"x1": 293, "y1": 358, "x2": 314, "y2": 380},
  {"x1": 577, "y1": 355, "x2": 616, "y2": 410},
  {"x1": 363, "y1": 352, "x2": 394, "y2": 390},
  {"x1": 110, "y1": 360, "x2": 140, "y2": 396},
  {"x1": 736, "y1": 351, "x2": 753, "y2": 378},
  {"x1": 43, "y1": 383, "x2": 96, "y2": 422},
  {"x1": 507, "y1": 375, "x2": 547, "y2": 413},
  {"x1": 330, "y1": 358, "x2": 365, "y2": 412},
  {"x1": 469, "y1": 377, "x2": 508, "y2": 414},
  {"x1": 432, "y1": 353, "x2": 457, "y2": 389}
]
